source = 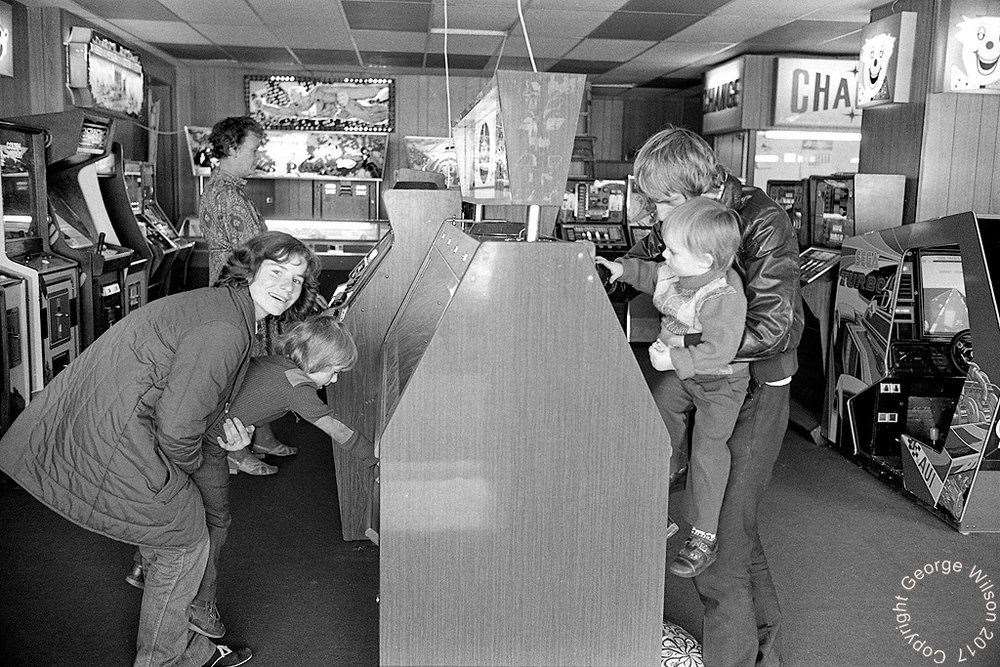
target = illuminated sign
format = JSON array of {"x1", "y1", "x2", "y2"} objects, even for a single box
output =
[
  {"x1": 773, "y1": 57, "x2": 862, "y2": 128},
  {"x1": 0, "y1": 3, "x2": 12, "y2": 78},
  {"x1": 942, "y1": 1, "x2": 1000, "y2": 93},
  {"x1": 702, "y1": 59, "x2": 743, "y2": 134},
  {"x1": 65, "y1": 27, "x2": 144, "y2": 117},
  {"x1": 857, "y1": 12, "x2": 917, "y2": 108}
]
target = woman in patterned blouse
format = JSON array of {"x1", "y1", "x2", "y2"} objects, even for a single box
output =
[
  {"x1": 201, "y1": 116, "x2": 267, "y2": 285},
  {"x1": 200, "y1": 117, "x2": 298, "y2": 474}
]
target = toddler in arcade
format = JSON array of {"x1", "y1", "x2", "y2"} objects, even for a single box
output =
[{"x1": 596, "y1": 196, "x2": 747, "y2": 577}]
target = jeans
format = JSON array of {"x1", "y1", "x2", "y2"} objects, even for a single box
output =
[
  {"x1": 656, "y1": 372, "x2": 749, "y2": 534},
  {"x1": 691, "y1": 380, "x2": 787, "y2": 666},
  {"x1": 190, "y1": 442, "x2": 232, "y2": 605},
  {"x1": 135, "y1": 537, "x2": 216, "y2": 666}
]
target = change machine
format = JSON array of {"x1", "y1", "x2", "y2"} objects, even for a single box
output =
[
  {"x1": 13, "y1": 111, "x2": 145, "y2": 347},
  {"x1": 824, "y1": 212, "x2": 1000, "y2": 532},
  {"x1": 0, "y1": 121, "x2": 80, "y2": 396},
  {"x1": 328, "y1": 72, "x2": 672, "y2": 664}
]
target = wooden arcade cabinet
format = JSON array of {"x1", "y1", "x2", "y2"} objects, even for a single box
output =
[{"x1": 328, "y1": 71, "x2": 672, "y2": 664}]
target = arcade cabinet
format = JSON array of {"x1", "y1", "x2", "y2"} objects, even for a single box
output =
[
  {"x1": 98, "y1": 143, "x2": 178, "y2": 301},
  {"x1": 789, "y1": 173, "x2": 904, "y2": 433},
  {"x1": 0, "y1": 121, "x2": 80, "y2": 395},
  {"x1": 329, "y1": 72, "x2": 672, "y2": 665},
  {"x1": 825, "y1": 212, "x2": 1000, "y2": 533},
  {"x1": 766, "y1": 178, "x2": 806, "y2": 246},
  {"x1": 13, "y1": 111, "x2": 146, "y2": 347},
  {"x1": 138, "y1": 161, "x2": 195, "y2": 294}
]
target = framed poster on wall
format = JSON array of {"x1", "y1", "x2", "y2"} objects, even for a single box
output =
[
  {"x1": 403, "y1": 136, "x2": 459, "y2": 189},
  {"x1": 0, "y1": 2, "x2": 12, "y2": 78},
  {"x1": 65, "y1": 27, "x2": 144, "y2": 117},
  {"x1": 245, "y1": 75, "x2": 394, "y2": 132}
]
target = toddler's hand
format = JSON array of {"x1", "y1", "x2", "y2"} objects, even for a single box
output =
[
  {"x1": 217, "y1": 418, "x2": 256, "y2": 451},
  {"x1": 649, "y1": 339, "x2": 675, "y2": 371},
  {"x1": 594, "y1": 256, "x2": 624, "y2": 282}
]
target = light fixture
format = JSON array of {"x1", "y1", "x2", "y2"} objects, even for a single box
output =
[
  {"x1": 754, "y1": 154, "x2": 779, "y2": 163},
  {"x1": 430, "y1": 28, "x2": 507, "y2": 37},
  {"x1": 761, "y1": 130, "x2": 862, "y2": 142}
]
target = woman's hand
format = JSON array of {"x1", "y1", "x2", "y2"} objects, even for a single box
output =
[{"x1": 216, "y1": 418, "x2": 256, "y2": 451}]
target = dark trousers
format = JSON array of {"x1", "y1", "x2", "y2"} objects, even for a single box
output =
[
  {"x1": 648, "y1": 365, "x2": 787, "y2": 666},
  {"x1": 657, "y1": 372, "x2": 748, "y2": 534},
  {"x1": 189, "y1": 442, "x2": 232, "y2": 605}
]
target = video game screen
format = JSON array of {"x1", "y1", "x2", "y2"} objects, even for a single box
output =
[{"x1": 919, "y1": 253, "x2": 969, "y2": 338}]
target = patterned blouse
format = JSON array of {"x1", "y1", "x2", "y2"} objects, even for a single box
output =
[{"x1": 199, "y1": 170, "x2": 266, "y2": 285}]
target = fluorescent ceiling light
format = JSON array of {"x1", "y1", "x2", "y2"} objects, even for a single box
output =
[
  {"x1": 430, "y1": 28, "x2": 507, "y2": 36},
  {"x1": 762, "y1": 130, "x2": 862, "y2": 142},
  {"x1": 754, "y1": 154, "x2": 779, "y2": 163}
]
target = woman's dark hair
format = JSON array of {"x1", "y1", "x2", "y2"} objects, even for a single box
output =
[
  {"x1": 208, "y1": 116, "x2": 265, "y2": 160},
  {"x1": 215, "y1": 231, "x2": 322, "y2": 321}
]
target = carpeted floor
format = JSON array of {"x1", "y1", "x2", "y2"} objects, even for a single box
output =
[{"x1": 2, "y1": 413, "x2": 1000, "y2": 665}]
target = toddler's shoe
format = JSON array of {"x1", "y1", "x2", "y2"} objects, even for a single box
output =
[
  {"x1": 124, "y1": 562, "x2": 145, "y2": 589},
  {"x1": 202, "y1": 644, "x2": 252, "y2": 667},
  {"x1": 251, "y1": 428, "x2": 298, "y2": 457},
  {"x1": 669, "y1": 532, "x2": 718, "y2": 578},
  {"x1": 189, "y1": 599, "x2": 226, "y2": 639}
]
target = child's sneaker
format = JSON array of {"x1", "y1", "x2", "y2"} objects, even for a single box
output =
[
  {"x1": 669, "y1": 531, "x2": 718, "y2": 578},
  {"x1": 189, "y1": 600, "x2": 226, "y2": 638},
  {"x1": 227, "y1": 449, "x2": 277, "y2": 475},
  {"x1": 202, "y1": 644, "x2": 252, "y2": 667},
  {"x1": 124, "y1": 562, "x2": 145, "y2": 589}
]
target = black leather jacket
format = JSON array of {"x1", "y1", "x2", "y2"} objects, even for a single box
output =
[{"x1": 614, "y1": 175, "x2": 804, "y2": 381}]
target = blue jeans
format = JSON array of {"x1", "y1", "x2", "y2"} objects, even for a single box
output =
[{"x1": 135, "y1": 537, "x2": 217, "y2": 667}]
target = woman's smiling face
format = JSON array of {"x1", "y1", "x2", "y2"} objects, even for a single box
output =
[{"x1": 249, "y1": 255, "x2": 307, "y2": 319}]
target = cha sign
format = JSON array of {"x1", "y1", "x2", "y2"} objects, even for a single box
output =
[
  {"x1": 942, "y1": 1, "x2": 1000, "y2": 93},
  {"x1": 702, "y1": 59, "x2": 742, "y2": 135},
  {"x1": 857, "y1": 12, "x2": 917, "y2": 108},
  {"x1": 773, "y1": 57, "x2": 861, "y2": 128}
]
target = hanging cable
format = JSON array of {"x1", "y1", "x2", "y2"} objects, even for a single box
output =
[
  {"x1": 516, "y1": 0, "x2": 537, "y2": 73},
  {"x1": 492, "y1": 32, "x2": 508, "y2": 78},
  {"x1": 443, "y1": 0, "x2": 453, "y2": 138}
]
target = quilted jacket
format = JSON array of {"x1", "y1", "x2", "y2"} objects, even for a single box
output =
[{"x1": 0, "y1": 286, "x2": 256, "y2": 548}]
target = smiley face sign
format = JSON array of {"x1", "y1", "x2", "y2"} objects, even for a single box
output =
[
  {"x1": 951, "y1": 15, "x2": 1000, "y2": 90},
  {"x1": 859, "y1": 32, "x2": 897, "y2": 105}
]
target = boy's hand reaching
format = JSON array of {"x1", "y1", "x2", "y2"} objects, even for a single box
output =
[
  {"x1": 649, "y1": 339, "x2": 675, "y2": 371},
  {"x1": 594, "y1": 256, "x2": 624, "y2": 282},
  {"x1": 217, "y1": 418, "x2": 256, "y2": 451}
]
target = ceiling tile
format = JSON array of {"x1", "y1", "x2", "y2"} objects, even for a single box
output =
[
  {"x1": 193, "y1": 24, "x2": 276, "y2": 47},
  {"x1": 809, "y1": 31, "x2": 864, "y2": 54},
  {"x1": 502, "y1": 36, "x2": 580, "y2": 59},
  {"x1": 343, "y1": 1, "x2": 431, "y2": 31},
  {"x1": 566, "y1": 38, "x2": 655, "y2": 61},
  {"x1": 271, "y1": 23, "x2": 354, "y2": 48},
  {"x1": 634, "y1": 40, "x2": 738, "y2": 66},
  {"x1": 218, "y1": 45, "x2": 297, "y2": 65},
  {"x1": 156, "y1": 0, "x2": 260, "y2": 24},
  {"x1": 667, "y1": 15, "x2": 785, "y2": 43},
  {"x1": 744, "y1": 20, "x2": 864, "y2": 49},
  {"x1": 494, "y1": 56, "x2": 561, "y2": 72},
  {"x1": 430, "y1": 4, "x2": 517, "y2": 32},
  {"x1": 72, "y1": 0, "x2": 180, "y2": 21},
  {"x1": 151, "y1": 43, "x2": 231, "y2": 59},
  {"x1": 110, "y1": 19, "x2": 209, "y2": 44},
  {"x1": 618, "y1": 0, "x2": 726, "y2": 14},
  {"x1": 589, "y1": 12, "x2": 702, "y2": 41},
  {"x1": 522, "y1": 9, "x2": 613, "y2": 39},
  {"x1": 637, "y1": 76, "x2": 701, "y2": 89},
  {"x1": 713, "y1": 0, "x2": 832, "y2": 19},
  {"x1": 245, "y1": 0, "x2": 346, "y2": 26},
  {"x1": 362, "y1": 51, "x2": 426, "y2": 68},
  {"x1": 550, "y1": 59, "x2": 621, "y2": 75},
  {"x1": 425, "y1": 53, "x2": 491, "y2": 70},
  {"x1": 427, "y1": 33, "x2": 504, "y2": 56},
  {"x1": 293, "y1": 48, "x2": 362, "y2": 67},
  {"x1": 354, "y1": 29, "x2": 427, "y2": 52}
]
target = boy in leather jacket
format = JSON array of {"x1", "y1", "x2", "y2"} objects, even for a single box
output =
[{"x1": 620, "y1": 127, "x2": 803, "y2": 666}]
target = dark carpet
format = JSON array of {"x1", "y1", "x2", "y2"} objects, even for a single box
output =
[{"x1": 3, "y1": 415, "x2": 1000, "y2": 665}]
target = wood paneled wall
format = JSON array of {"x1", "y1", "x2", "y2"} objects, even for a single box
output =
[
  {"x1": 916, "y1": 93, "x2": 1000, "y2": 220},
  {"x1": 860, "y1": 0, "x2": 935, "y2": 225}
]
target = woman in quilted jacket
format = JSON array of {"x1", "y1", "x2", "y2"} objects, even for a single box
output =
[{"x1": 0, "y1": 230, "x2": 319, "y2": 667}]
